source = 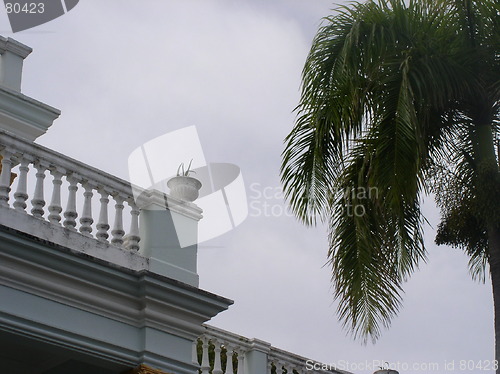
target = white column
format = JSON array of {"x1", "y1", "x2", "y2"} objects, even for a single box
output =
[
  {"x1": 79, "y1": 182, "x2": 94, "y2": 236},
  {"x1": 225, "y1": 345, "x2": 234, "y2": 374},
  {"x1": 0, "y1": 37, "x2": 31, "y2": 91},
  {"x1": 111, "y1": 194, "x2": 125, "y2": 246},
  {"x1": 96, "y1": 187, "x2": 110, "y2": 242},
  {"x1": 237, "y1": 349, "x2": 245, "y2": 374},
  {"x1": 243, "y1": 339, "x2": 271, "y2": 374},
  {"x1": 48, "y1": 168, "x2": 64, "y2": 224},
  {"x1": 192, "y1": 339, "x2": 200, "y2": 366},
  {"x1": 0, "y1": 149, "x2": 14, "y2": 206},
  {"x1": 213, "y1": 339, "x2": 223, "y2": 374},
  {"x1": 13, "y1": 157, "x2": 29, "y2": 212},
  {"x1": 200, "y1": 336, "x2": 210, "y2": 374},
  {"x1": 63, "y1": 174, "x2": 79, "y2": 230},
  {"x1": 30, "y1": 162, "x2": 46, "y2": 218},
  {"x1": 137, "y1": 189, "x2": 202, "y2": 286},
  {"x1": 125, "y1": 199, "x2": 140, "y2": 251}
]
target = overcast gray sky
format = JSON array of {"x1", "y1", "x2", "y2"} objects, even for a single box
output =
[{"x1": 1, "y1": 1, "x2": 494, "y2": 373}]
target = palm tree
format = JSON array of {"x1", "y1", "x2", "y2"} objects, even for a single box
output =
[{"x1": 281, "y1": 0, "x2": 499, "y2": 364}]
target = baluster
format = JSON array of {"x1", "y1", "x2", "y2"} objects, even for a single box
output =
[
  {"x1": 192, "y1": 339, "x2": 200, "y2": 365},
  {"x1": 125, "y1": 199, "x2": 140, "y2": 251},
  {"x1": 48, "y1": 168, "x2": 64, "y2": 224},
  {"x1": 0, "y1": 149, "x2": 14, "y2": 206},
  {"x1": 274, "y1": 361, "x2": 282, "y2": 374},
  {"x1": 79, "y1": 182, "x2": 94, "y2": 236},
  {"x1": 200, "y1": 337, "x2": 210, "y2": 374},
  {"x1": 272, "y1": 362, "x2": 278, "y2": 374},
  {"x1": 96, "y1": 187, "x2": 110, "y2": 242},
  {"x1": 267, "y1": 361, "x2": 273, "y2": 374},
  {"x1": 31, "y1": 162, "x2": 46, "y2": 218},
  {"x1": 213, "y1": 339, "x2": 223, "y2": 374},
  {"x1": 13, "y1": 157, "x2": 30, "y2": 212},
  {"x1": 63, "y1": 175, "x2": 79, "y2": 230},
  {"x1": 111, "y1": 194, "x2": 125, "y2": 246},
  {"x1": 285, "y1": 365, "x2": 294, "y2": 374},
  {"x1": 225, "y1": 345, "x2": 234, "y2": 374},
  {"x1": 236, "y1": 349, "x2": 245, "y2": 374}
]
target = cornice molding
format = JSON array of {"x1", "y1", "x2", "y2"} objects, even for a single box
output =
[
  {"x1": 0, "y1": 223, "x2": 233, "y2": 339},
  {"x1": 135, "y1": 188, "x2": 203, "y2": 221},
  {"x1": 0, "y1": 36, "x2": 32, "y2": 58},
  {"x1": 0, "y1": 87, "x2": 60, "y2": 141}
]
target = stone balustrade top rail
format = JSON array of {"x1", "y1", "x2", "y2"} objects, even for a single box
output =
[{"x1": 0, "y1": 129, "x2": 134, "y2": 200}]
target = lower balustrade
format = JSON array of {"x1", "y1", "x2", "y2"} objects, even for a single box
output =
[{"x1": 195, "y1": 325, "x2": 343, "y2": 374}]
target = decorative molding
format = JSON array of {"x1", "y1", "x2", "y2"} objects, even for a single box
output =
[
  {"x1": 135, "y1": 188, "x2": 203, "y2": 221},
  {"x1": 123, "y1": 364, "x2": 173, "y2": 374},
  {"x1": 0, "y1": 207, "x2": 149, "y2": 273},
  {"x1": 0, "y1": 224, "x2": 232, "y2": 374},
  {"x1": 0, "y1": 88, "x2": 60, "y2": 141},
  {"x1": 0, "y1": 222, "x2": 233, "y2": 339},
  {"x1": 0, "y1": 36, "x2": 32, "y2": 58}
]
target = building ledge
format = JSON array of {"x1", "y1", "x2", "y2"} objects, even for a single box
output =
[{"x1": 0, "y1": 221, "x2": 232, "y2": 313}]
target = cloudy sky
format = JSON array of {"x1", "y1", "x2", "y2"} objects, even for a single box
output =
[{"x1": 0, "y1": 1, "x2": 494, "y2": 373}]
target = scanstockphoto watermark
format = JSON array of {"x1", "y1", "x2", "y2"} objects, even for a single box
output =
[
  {"x1": 128, "y1": 126, "x2": 248, "y2": 248},
  {"x1": 2, "y1": 0, "x2": 80, "y2": 33},
  {"x1": 248, "y1": 183, "x2": 379, "y2": 218},
  {"x1": 128, "y1": 127, "x2": 379, "y2": 244},
  {"x1": 248, "y1": 183, "x2": 295, "y2": 218},
  {"x1": 305, "y1": 359, "x2": 499, "y2": 372}
]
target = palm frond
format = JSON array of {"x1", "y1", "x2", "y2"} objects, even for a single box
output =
[{"x1": 281, "y1": 0, "x2": 500, "y2": 343}]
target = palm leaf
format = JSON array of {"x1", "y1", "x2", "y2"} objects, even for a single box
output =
[{"x1": 281, "y1": 0, "x2": 499, "y2": 343}]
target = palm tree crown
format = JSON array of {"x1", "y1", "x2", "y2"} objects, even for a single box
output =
[{"x1": 281, "y1": 0, "x2": 499, "y2": 343}]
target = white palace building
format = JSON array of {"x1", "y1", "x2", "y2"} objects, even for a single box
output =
[{"x1": 0, "y1": 36, "x2": 348, "y2": 374}]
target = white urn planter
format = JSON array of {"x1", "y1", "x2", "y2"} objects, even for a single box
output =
[{"x1": 167, "y1": 176, "x2": 202, "y2": 202}]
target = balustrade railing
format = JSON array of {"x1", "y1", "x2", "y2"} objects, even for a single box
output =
[
  {"x1": 195, "y1": 325, "x2": 344, "y2": 374},
  {"x1": 0, "y1": 130, "x2": 140, "y2": 251}
]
